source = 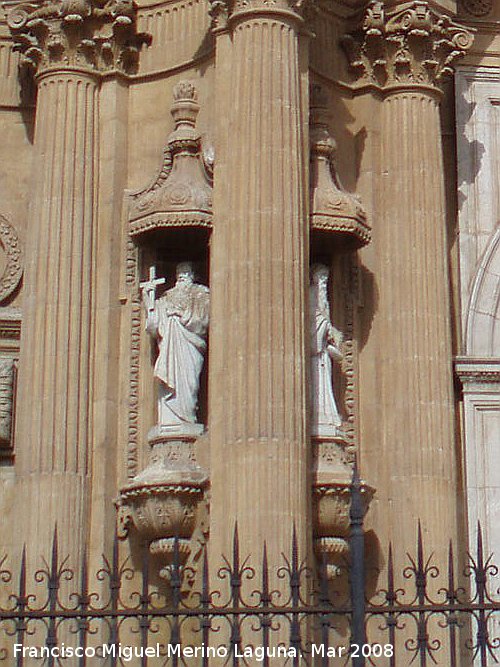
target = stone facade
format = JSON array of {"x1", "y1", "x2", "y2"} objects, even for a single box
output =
[{"x1": 0, "y1": 0, "x2": 498, "y2": 660}]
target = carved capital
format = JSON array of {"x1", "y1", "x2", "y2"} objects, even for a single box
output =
[
  {"x1": 342, "y1": 1, "x2": 474, "y2": 91},
  {"x1": 6, "y1": 0, "x2": 151, "y2": 76},
  {"x1": 208, "y1": 0, "x2": 316, "y2": 31}
]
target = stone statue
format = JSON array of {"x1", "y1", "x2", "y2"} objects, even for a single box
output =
[
  {"x1": 141, "y1": 262, "x2": 209, "y2": 435},
  {"x1": 310, "y1": 264, "x2": 344, "y2": 438}
]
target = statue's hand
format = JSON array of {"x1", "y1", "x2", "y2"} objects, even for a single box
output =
[
  {"x1": 165, "y1": 305, "x2": 184, "y2": 318},
  {"x1": 141, "y1": 288, "x2": 154, "y2": 313},
  {"x1": 327, "y1": 343, "x2": 343, "y2": 362}
]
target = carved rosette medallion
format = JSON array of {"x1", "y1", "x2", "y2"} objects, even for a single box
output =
[
  {"x1": 128, "y1": 81, "x2": 213, "y2": 236},
  {"x1": 460, "y1": 0, "x2": 493, "y2": 17},
  {"x1": 342, "y1": 0, "x2": 474, "y2": 91},
  {"x1": 7, "y1": 0, "x2": 151, "y2": 75},
  {"x1": 0, "y1": 216, "x2": 23, "y2": 304}
]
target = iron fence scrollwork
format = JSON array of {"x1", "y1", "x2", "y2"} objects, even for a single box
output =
[{"x1": 0, "y1": 476, "x2": 498, "y2": 665}]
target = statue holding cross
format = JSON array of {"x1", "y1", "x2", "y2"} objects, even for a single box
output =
[{"x1": 141, "y1": 262, "x2": 209, "y2": 435}]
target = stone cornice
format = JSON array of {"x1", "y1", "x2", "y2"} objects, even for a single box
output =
[
  {"x1": 342, "y1": 1, "x2": 474, "y2": 92},
  {"x1": 455, "y1": 357, "x2": 500, "y2": 384},
  {"x1": 6, "y1": 0, "x2": 151, "y2": 76}
]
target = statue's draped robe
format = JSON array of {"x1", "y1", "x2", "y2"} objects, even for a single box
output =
[
  {"x1": 154, "y1": 283, "x2": 209, "y2": 426},
  {"x1": 310, "y1": 288, "x2": 342, "y2": 434}
]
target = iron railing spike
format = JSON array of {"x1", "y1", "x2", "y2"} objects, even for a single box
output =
[
  {"x1": 291, "y1": 524, "x2": 298, "y2": 573},
  {"x1": 19, "y1": 545, "x2": 26, "y2": 594},
  {"x1": 448, "y1": 541, "x2": 455, "y2": 587},
  {"x1": 477, "y1": 521, "x2": 484, "y2": 567},
  {"x1": 417, "y1": 521, "x2": 424, "y2": 570},
  {"x1": 387, "y1": 542, "x2": 395, "y2": 600},
  {"x1": 233, "y1": 522, "x2": 240, "y2": 571},
  {"x1": 51, "y1": 524, "x2": 58, "y2": 573},
  {"x1": 202, "y1": 546, "x2": 209, "y2": 605},
  {"x1": 80, "y1": 544, "x2": 89, "y2": 597}
]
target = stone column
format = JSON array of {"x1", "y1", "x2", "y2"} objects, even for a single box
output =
[
  {"x1": 344, "y1": 1, "x2": 473, "y2": 557},
  {"x1": 208, "y1": 0, "x2": 310, "y2": 565},
  {"x1": 18, "y1": 68, "x2": 98, "y2": 560},
  {"x1": 7, "y1": 1, "x2": 148, "y2": 560}
]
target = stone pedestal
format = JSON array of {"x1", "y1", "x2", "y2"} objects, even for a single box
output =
[
  {"x1": 313, "y1": 437, "x2": 373, "y2": 578},
  {"x1": 119, "y1": 431, "x2": 208, "y2": 581}
]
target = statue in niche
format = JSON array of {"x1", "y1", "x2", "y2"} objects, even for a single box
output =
[
  {"x1": 310, "y1": 264, "x2": 344, "y2": 438},
  {"x1": 141, "y1": 262, "x2": 209, "y2": 435}
]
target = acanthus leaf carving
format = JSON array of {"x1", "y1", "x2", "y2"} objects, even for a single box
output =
[
  {"x1": 342, "y1": 0, "x2": 474, "y2": 90},
  {"x1": 7, "y1": 0, "x2": 151, "y2": 75}
]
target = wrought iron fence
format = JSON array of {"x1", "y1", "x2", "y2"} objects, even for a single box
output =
[{"x1": 0, "y1": 475, "x2": 498, "y2": 666}]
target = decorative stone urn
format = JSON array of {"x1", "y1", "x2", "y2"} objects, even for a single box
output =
[
  {"x1": 118, "y1": 435, "x2": 208, "y2": 582},
  {"x1": 312, "y1": 437, "x2": 374, "y2": 578}
]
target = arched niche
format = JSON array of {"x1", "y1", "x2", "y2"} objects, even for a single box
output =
[{"x1": 466, "y1": 224, "x2": 500, "y2": 357}]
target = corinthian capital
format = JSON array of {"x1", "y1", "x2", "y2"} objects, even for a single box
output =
[
  {"x1": 6, "y1": 0, "x2": 151, "y2": 75},
  {"x1": 342, "y1": 1, "x2": 474, "y2": 91}
]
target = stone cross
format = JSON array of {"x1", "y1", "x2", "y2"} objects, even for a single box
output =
[{"x1": 140, "y1": 266, "x2": 165, "y2": 315}]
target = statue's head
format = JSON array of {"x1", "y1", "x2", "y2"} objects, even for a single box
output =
[
  {"x1": 310, "y1": 263, "x2": 329, "y2": 287},
  {"x1": 176, "y1": 262, "x2": 195, "y2": 284}
]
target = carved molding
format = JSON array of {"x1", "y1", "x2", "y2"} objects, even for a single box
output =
[
  {"x1": 128, "y1": 81, "x2": 213, "y2": 236},
  {"x1": 342, "y1": 1, "x2": 474, "y2": 91},
  {"x1": 0, "y1": 358, "x2": 15, "y2": 447},
  {"x1": 341, "y1": 255, "x2": 359, "y2": 458},
  {"x1": 0, "y1": 320, "x2": 21, "y2": 341},
  {"x1": 460, "y1": 0, "x2": 493, "y2": 18},
  {"x1": 0, "y1": 216, "x2": 23, "y2": 305},
  {"x1": 126, "y1": 238, "x2": 141, "y2": 479},
  {"x1": 6, "y1": 0, "x2": 151, "y2": 75}
]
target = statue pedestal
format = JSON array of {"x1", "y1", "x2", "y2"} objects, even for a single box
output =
[
  {"x1": 119, "y1": 428, "x2": 208, "y2": 582},
  {"x1": 312, "y1": 436, "x2": 374, "y2": 578},
  {"x1": 148, "y1": 423, "x2": 205, "y2": 441}
]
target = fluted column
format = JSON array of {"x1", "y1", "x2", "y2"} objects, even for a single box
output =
[
  {"x1": 208, "y1": 0, "x2": 310, "y2": 565},
  {"x1": 7, "y1": 1, "x2": 148, "y2": 560},
  {"x1": 16, "y1": 69, "x2": 98, "y2": 559},
  {"x1": 378, "y1": 89, "x2": 456, "y2": 548},
  {"x1": 344, "y1": 1, "x2": 473, "y2": 556}
]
